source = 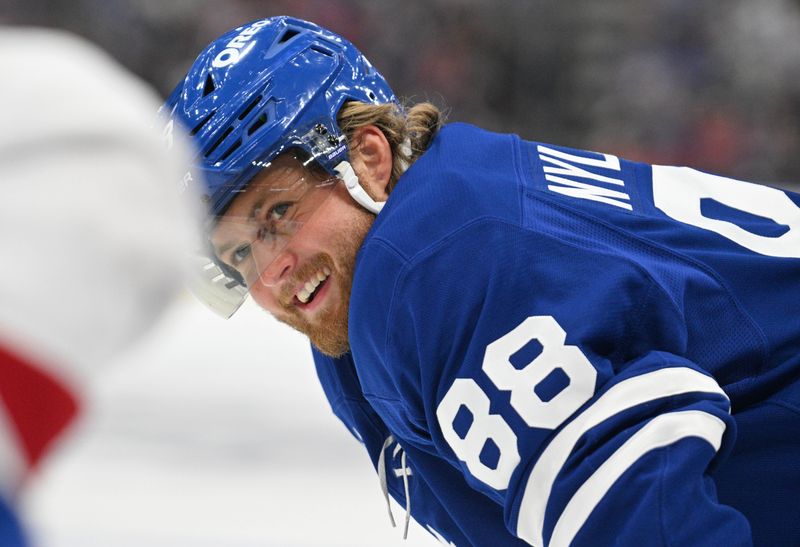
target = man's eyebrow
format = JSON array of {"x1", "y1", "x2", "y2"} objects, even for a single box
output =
[
  {"x1": 216, "y1": 237, "x2": 239, "y2": 259},
  {"x1": 214, "y1": 168, "x2": 298, "y2": 256},
  {"x1": 247, "y1": 194, "x2": 269, "y2": 221},
  {"x1": 214, "y1": 194, "x2": 269, "y2": 258}
]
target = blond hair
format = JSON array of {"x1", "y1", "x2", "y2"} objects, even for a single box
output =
[{"x1": 337, "y1": 101, "x2": 444, "y2": 192}]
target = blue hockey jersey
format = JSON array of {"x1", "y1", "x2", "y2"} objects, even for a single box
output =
[{"x1": 313, "y1": 123, "x2": 800, "y2": 547}]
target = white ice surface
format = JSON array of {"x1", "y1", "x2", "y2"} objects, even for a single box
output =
[{"x1": 20, "y1": 295, "x2": 440, "y2": 547}]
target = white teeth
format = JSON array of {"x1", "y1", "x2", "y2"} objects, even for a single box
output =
[
  {"x1": 297, "y1": 287, "x2": 311, "y2": 303},
  {"x1": 296, "y1": 268, "x2": 331, "y2": 304}
]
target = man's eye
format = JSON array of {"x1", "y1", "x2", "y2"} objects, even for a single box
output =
[
  {"x1": 231, "y1": 244, "x2": 252, "y2": 264},
  {"x1": 270, "y1": 202, "x2": 291, "y2": 221}
]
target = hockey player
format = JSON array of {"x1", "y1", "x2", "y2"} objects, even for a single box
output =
[
  {"x1": 0, "y1": 29, "x2": 199, "y2": 546},
  {"x1": 164, "y1": 17, "x2": 800, "y2": 547}
]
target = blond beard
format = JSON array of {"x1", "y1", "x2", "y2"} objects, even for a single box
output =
[{"x1": 274, "y1": 208, "x2": 374, "y2": 356}]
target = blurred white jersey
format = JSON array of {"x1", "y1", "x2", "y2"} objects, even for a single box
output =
[{"x1": 0, "y1": 26, "x2": 200, "y2": 531}]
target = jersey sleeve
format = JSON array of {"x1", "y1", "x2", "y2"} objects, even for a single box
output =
[
  {"x1": 351, "y1": 217, "x2": 753, "y2": 547},
  {"x1": 311, "y1": 348, "x2": 511, "y2": 546}
]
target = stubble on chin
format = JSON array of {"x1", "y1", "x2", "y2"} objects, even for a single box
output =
[
  {"x1": 276, "y1": 252, "x2": 351, "y2": 357},
  {"x1": 275, "y1": 209, "x2": 373, "y2": 357}
]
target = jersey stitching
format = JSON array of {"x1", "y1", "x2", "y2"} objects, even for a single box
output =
[
  {"x1": 374, "y1": 215, "x2": 512, "y2": 359},
  {"x1": 522, "y1": 191, "x2": 684, "y2": 314},
  {"x1": 372, "y1": 214, "x2": 514, "y2": 266},
  {"x1": 375, "y1": 216, "x2": 517, "y2": 425},
  {"x1": 510, "y1": 133, "x2": 527, "y2": 227},
  {"x1": 658, "y1": 447, "x2": 670, "y2": 547},
  {"x1": 764, "y1": 397, "x2": 800, "y2": 416},
  {"x1": 362, "y1": 391, "x2": 405, "y2": 404},
  {"x1": 627, "y1": 273, "x2": 659, "y2": 356},
  {"x1": 355, "y1": 238, "x2": 411, "y2": 407},
  {"x1": 376, "y1": 215, "x2": 681, "y2": 423},
  {"x1": 359, "y1": 238, "x2": 409, "y2": 395},
  {"x1": 362, "y1": 234, "x2": 410, "y2": 263},
  {"x1": 531, "y1": 192, "x2": 771, "y2": 376}
]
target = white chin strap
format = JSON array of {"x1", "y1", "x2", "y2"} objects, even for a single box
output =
[{"x1": 334, "y1": 161, "x2": 385, "y2": 214}]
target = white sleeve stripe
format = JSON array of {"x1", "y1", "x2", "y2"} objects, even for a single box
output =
[
  {"x1": 548, "y1": 410, "x2": 726, "y2": 547},
  {"x1": 516, "y1": 367, "x2": 728, "y2": 547}
]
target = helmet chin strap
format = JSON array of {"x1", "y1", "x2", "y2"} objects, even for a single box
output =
[{"x1": 334, "y1": 160, "x2": 385, "y2": 214}]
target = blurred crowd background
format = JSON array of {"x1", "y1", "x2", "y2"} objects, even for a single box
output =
[
  {"x1": 4, "y1": 0, "x2": 800, "y2": 189},
  {"x1": 2, "y1": 2, "x2": 799, "y2": 545}
]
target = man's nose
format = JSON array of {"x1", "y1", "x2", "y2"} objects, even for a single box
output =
[{"x1": 255, "y1": 247, "x2": 296, "y2": 287}]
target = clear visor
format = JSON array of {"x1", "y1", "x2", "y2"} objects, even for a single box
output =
[
  {"x1": 212, "y1": 155, "x2": 339, "y2": 288},
  {"x1": 187, "y1": 155, "x2": 339, "y2": 317}
]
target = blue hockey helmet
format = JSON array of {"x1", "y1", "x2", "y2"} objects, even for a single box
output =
[
  {"x1": 161, "y1": 16, "x2": 397, "y2": 317},
  {"x1": 162, "y1": 15, "x2": 397, "y2": 216}
]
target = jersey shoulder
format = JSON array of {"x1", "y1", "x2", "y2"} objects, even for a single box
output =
[
  {"x1": 520, "y1": 140, "x2": 654, "y2": 217},
  {"x1": 365, "y1": 123, "x2": 525, "y2": 261}
]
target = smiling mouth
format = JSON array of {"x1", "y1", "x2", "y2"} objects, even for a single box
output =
[{"x1": 294, "y1": 266, "x2": 331, "y2": 306}]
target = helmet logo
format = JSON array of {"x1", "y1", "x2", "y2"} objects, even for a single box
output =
[
  {"x1": 178, "y1": 170, "x2": 194, "y2": 194},
  {"x1": 212, "y1": 20, "x2": 271, "y2": 68}
]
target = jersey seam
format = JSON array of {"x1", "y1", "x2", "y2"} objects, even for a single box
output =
[
  {"x1": 628, "y1": 272, "x2": 660, "y2": 356},
  {"x1": 332, "y1": 396, "x2": 396, "y2": 442},
  {"x1": 362, "y1": 391, "x2": 404, "y2": 403},
  {"x1": 371, "y1": 214, "x2": 516, "y2": 267},
  {"x1": 530, "y1": 191, "x2": 771, "y2": 375},
  {"x1": 524, "y1": 191, "x2": 683, "y2": 314},
  {"x1": 361, "y1": 235, "x2": 411, "y2": 263},
  {"x1": 762, "y1": 397, "x2": 800, "y2": 416},
  {"x1": 376, "y1": 214, "x2": 683, "y2": 424},
  {"x1": 377, "y1": 216, "x2": 523, "y2": 426},
  {"x1": 658, "y1": 447, "x2": 670, "y2": 547},
  {"x1": 377, "y1": 214, "x2": 517, "y2": 358},
  {"x1": 356, "y1": 238, "x2": 412, "y2": 413},
  {"x1": 510, "y1": 133, "x2": 527, "y2": 227}
]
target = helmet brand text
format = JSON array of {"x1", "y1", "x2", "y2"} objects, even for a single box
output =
[{"x1": 212, "y1": 20, "x2": 271, "y2": 68}]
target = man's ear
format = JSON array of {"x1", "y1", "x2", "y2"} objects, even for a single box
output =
[{"x1": 348, "y1": 125, "x2": 392, "y2": 201}]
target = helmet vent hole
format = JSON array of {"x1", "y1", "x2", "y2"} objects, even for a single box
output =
[
  {"x1": 190, "y1": 111, "x2": 216, "y2": 136},
  {"x1": 238, "y1": 95, "x2": 262, "y2": 120},
  {"x1": 219, "y1": 139, "x2": 242, "y2": 162},
  {"x1": 310, "y1": 45, "x2": 333, "y2": 57},
  {"x1": 367, "y1": 90, "x2": 377, "y2": 101},
  {"x1": 247, "y1": 112, "x2": 270, "y2": 136},
  {"x1": 204, "y1": 126, "x2": 234, "y2": 158},
  {"x1": 203, "y1": 73, "x2": 216, "y2": 97},
  {"x1": 278, "y1": 29, "x2": 300, "y2": 44}
]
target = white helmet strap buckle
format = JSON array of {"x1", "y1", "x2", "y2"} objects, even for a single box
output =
[{"x1": 334, "y1": 160, "x2": 385, "y2": 214}]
